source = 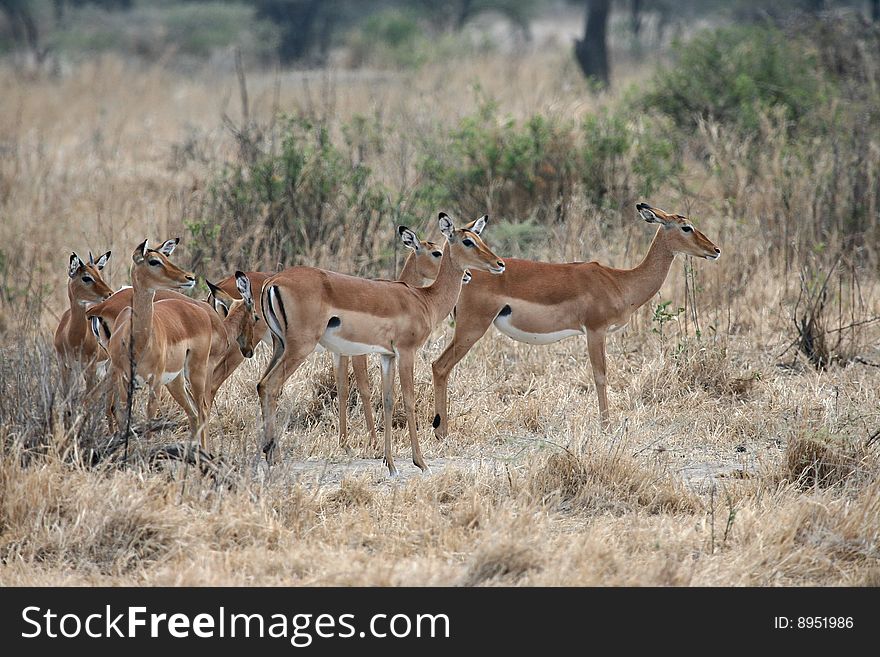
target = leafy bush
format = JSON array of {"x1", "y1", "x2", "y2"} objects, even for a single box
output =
[
  {"x1": 414, "y1": 97, "x2": 576, "y2": 222},
  {"x1": 581, "y1": 109, "x2": 679, "y2": 204},
  {"x1": 643, "y1": 25, "x2": 825, "y2": 133},
  {"x1": 346, "y1": 9, "x2": 427, "y2": 69},
  {"x1": 190, "y1": 116, "x2": 393, "y2": 273},
  {"x1": 415, "y1": 95, "x2": 678, "y2": 222},
  {"x1": 46, "y1": 2, "x2": 279, "y2": 62}
]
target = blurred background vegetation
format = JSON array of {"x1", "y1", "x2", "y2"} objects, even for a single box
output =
[{"x1": 2, "y1": 1, "x2": 880, "y2": 368}]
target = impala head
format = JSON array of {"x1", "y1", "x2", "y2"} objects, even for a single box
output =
[
  {"x1": 437, "y1": 212, "x2": 505, "y2": 275},
  {"x1": 130, "y1": 238, "x2": 196, "y2": 292},
  {"x1": 207, "y1": 272, "x2": 260, "y2": 359},
  {"x1": 637, "y1": 203, "x2": 720, "y2": 260},
  {"x1": 67, "y1": 251, "x2": 113, "y2": 306},
  {"x1": 397, "y1": 226, "x2": 443, "y2": 286}
]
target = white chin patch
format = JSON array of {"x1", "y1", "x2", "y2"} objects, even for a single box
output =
[{"x1": 706, "y1": 254, "x2": 720, "y2": 261}]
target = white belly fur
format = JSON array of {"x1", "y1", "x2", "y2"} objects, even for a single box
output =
[
  {"x1": 319, "y1": 328, "x2": 394, "y2": 356},
  {"x1": 160, "y1": 370, "x2": 182, "y2": 385},
  {"x1": 493, "y1": 313, "x2": 584, "y2": 345}
]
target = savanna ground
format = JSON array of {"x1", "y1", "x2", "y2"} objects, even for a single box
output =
[{"x1": 2, "y1": 7, "x2": 880, "y2": 586}]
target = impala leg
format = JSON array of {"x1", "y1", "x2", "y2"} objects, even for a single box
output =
[
  {"x1": 332, "y1": 353, "x2": 351, "y2": 453},
  {"x1": 586, "y1": 329, "x2": 610, "y2": 428},
  {"x1": 379, "y1": 354, "x2": 398, "y2": 477},
  {"x1": 398, "y1": 350, "x2": 427, "y2": 472},
  {"x1": 188, "y1": 357, "x2": 211, "y2": 451},
  {"x1": 105, "y1": 371, "x2": 119, "y2": 433},
  {"x1": 256, "y1": 333, "x2": 286, "y2": 462},
  {"x1": 351, "y1": 355, "x2": 378, "y2": 452},
  {"x1": 145, "y1": 381, "x2": 161, "y2": 438},
  {"x1": 113, "y1": 370, "x2": 133, "y2": 436},
  {"x1": 431, "y1": 311, "x2": 495, "y2": 439},
  {"x1": 256, "y1": 340, "x2": 312, "y2": 464},
  {"x1": 166, "y1": 375, "x2": 199, "y2": 442}
]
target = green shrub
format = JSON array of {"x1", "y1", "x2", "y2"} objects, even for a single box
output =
[
  {"x1": 414, "y1": 95, "x2": 577, "y2": 222},
  {"x1": 189, "y1": 116, "x2": 392, "y2": 273},
  {"x1": 581, "y1": 109, "x2": 679, "y2": 204},
  {"x1": 414, "y1": 95, "x2": 678, "y2": 221},
  {"x1": 643, "y1": 25, "x2": 825, "y2": 133},
  {"x1": 45, "y1": 2, "x2": 279, "y2": 62},
  {"x1": 346, "y1": 9, "x2": 428, "y2": 69}
]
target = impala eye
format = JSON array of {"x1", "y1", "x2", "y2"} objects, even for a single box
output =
[
  {"x1": 431, "y1": 250, "x2": 442, "y2": 258},
  {"x1": 462, "y1": 238, "x2": 475, "y2": 247},
  {"x1": 149, "y1": 259, "x2": 161, "y2": 266},
  {"x1": 82, "y1": 276, "x2": 94, "y2": 283},
  {"x1": 682, "y1": 226, "x2": 693, "y2": 233}
]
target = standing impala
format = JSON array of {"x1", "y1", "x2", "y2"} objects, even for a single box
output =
[
  {"x1": 331, "y1": 226, "x2": 448, "y2": 451},
  {"x1": 431, "y1": 202, "x2": 720, "y2": 435},
  {"x1": 92, "y1": 239, "x2": 217, "y2": 448},
  {"x1": 89, "y1": 268, "x2": 261, "y2": 410},
  {"x1": 210, "y1": 227, "x2": 449, "y2": 451},
  {"x1": 203, "y1": 273, "x2": 264, "y2": 400},
  {"x1": 54, "y1": 251, "x2": 113, "y2": 370},
  {"x1": 257, "y1": 213, "x2": 505, "y2": 475}
]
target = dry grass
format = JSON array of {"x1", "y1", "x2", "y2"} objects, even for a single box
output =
[{"x1": 2, "y1": 43, "x2": 880, "y2": 586}]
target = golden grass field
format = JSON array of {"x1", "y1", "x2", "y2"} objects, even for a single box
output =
[{"x1": 1, "y1": 44, "x2": 879, "y2": 586}]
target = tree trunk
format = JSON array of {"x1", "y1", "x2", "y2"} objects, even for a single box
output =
[
  {"x1": 631, "y1": 0, "x2": 642, "y2": 37},
  {"x1": 575, "y1": 0, "x2": 611, "y2": 88},
  {"x1": 455, "y1": 0, "x2": 473, "y2": 29},
  {"x1": 256, "y1": 0, "x2": 322, "y2": 64}
]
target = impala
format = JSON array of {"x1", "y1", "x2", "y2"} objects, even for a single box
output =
[
  {"x1": 210, "y1": 226, "x2": 449, "y2": 451},
  {"x1": 90, "y1": 269, "x2": 261, "y2": 407},
  {"x1": 203, "y1": 273, "x2": 264, "y2": 400},
  {"x1": 331, "y1": 226, "x2": 448, "y2": 451},
  {"x1": 54, "y1": 251, "x2": 113, "y2": 371},
  {"x1": 210, "y1": 271, "x2": 272, "y2": 347},
  {"x1": 431, "y1": 202, "x2": 720, "y2": 435},
  {"x1": 257, "y1": 213, "x2": 505, "y2": 475},
  {"x1": 91, "y1": 239, "x2": 218, "y2": 447}
]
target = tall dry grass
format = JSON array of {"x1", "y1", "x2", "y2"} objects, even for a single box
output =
[{"x1": 2, "y1": 31, "x2": 880, "y2": 585}]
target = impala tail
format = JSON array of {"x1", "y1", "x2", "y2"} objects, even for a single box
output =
[{"x1": 262, "y1": 284, "x2": 288, "y2": 348}]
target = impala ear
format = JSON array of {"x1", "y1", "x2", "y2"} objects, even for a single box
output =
[
  {"x1": 157, "y1": 238, "x2": 179, "y2": 256},
  {"x1": 467, "y1": 214, "x2": 488, "y2": 236},
  {"x1": 93, "y1": 251, "x2": 111, "y2": 270},
  {"x1": 398, "y1": 226, "x2": 421, "y2": 251},
  {"x1": 69, "y1": 252, "x2": 84, "y2": 278},
  {"x1": 637, "y1": 202, "x2": 664, "y2": 224},
  {"x1": 206, "y1": 280, "x2": 233, "y2": 316},
  {"x1": 235, "y1": 271, "x2": 253, "y2": 308},
  {"x1": 132, "y1": 239, "x2": 148, "y2": 264},
  {"x1": 438, "y1": 212, "x2": 455, "y2": 238},
  {"x1": 462, "y1": 269, "x2": 472, "y2": 285}
]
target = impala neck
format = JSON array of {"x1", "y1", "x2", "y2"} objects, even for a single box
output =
[
  {"x1": 129, "y1": 270, "x2": 156, "y2": 362},
  {"x1": 398, "y1": 251, "x2": 422, "y2": 286},
  {"x1": 67, "y1": 285, "x2": 88, "y2": 343},
  {"x1": 622, "y1": 227, "x2": 676, "y2": 309},
  {"x1": 422, "y1": 240, "x2": 463, "y2": 325}
]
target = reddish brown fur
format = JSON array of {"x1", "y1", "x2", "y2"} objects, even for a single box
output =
[
  {"x1": 87, "y1": 240, "x2": 219, "y2": 447},
  {"x1": 54, "y1": 254, "x2": 113, "y2": 370},
  {"x1": 431, "y1": 203, "x2": 720, "y2": 435},
  {"x1": 257, "y1": 214, "x2": 505, "y2": 475}
]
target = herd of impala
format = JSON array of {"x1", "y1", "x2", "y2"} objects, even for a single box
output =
[{"x1": 54, "y1": 204, "x2": 720, "y2": 476}]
